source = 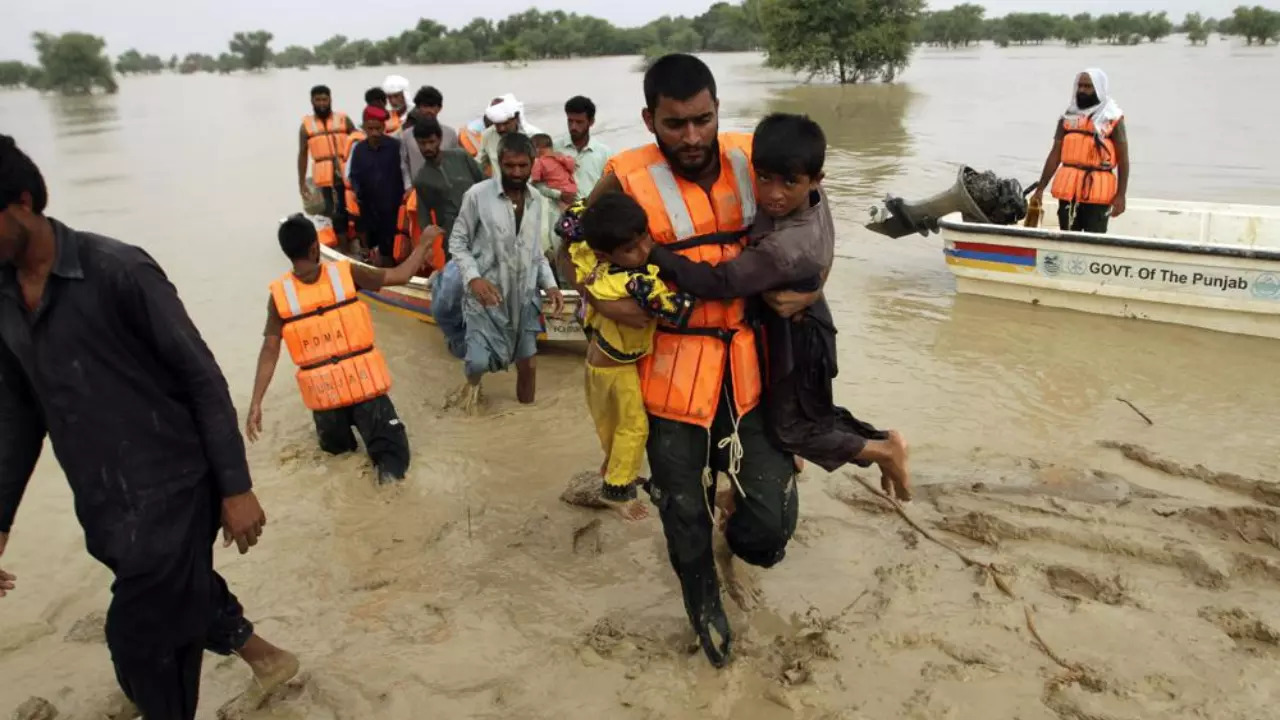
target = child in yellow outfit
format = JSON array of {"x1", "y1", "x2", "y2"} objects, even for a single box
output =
[{"x1": 556, "y1": 194, "x2": 695, "y2": 520}]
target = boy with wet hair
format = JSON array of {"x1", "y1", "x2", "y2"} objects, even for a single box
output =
[
  {"x1": 648, "y1": 112, "x2": 912, "y2": 501},
  {"x1": 557, "y1": 194, "x2": 695, "y2": 519}
]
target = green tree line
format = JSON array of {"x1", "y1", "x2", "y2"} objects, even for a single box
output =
[
  {"x1": 2, "y1": 3, "x2": 1277, "y2": 94},
  {"x1": 918, "y1": 5, "x2": 1278, "y2": 48}
]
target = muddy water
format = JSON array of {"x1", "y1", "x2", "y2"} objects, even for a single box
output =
[{"x1": 3, "y1": 42, "x2": 1280, "y2": 719}]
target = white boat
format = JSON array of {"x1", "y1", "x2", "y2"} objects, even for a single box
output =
[
  {"x1": 318, "y1": 243, "x2": 586, "y2": 343},
  {"x1": 938, "y1": 199, "x2": 1280, "y2": 339}
]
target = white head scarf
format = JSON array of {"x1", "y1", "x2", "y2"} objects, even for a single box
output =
[
  {"x1": 485, "y1": 94, "x2": 523, "y2": 124},
  {"x1": 381, "y1": 75, "x2": 409, "y2": 95},
  {"x1": 1063, "y1": 68, "x2": 1123, "y2": 138}
]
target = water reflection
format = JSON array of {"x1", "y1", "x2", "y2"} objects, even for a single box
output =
[
  {"x1": 767, "y1": 83, "x2": 914, "y2": 202},
  {"x1": 46, "y1": 92, "x2": 120, "y2": 132}
]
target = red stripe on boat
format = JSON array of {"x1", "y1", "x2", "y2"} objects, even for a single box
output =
[{"x1": 953, "y1": 241, "x2": 1036, "y2": 258}]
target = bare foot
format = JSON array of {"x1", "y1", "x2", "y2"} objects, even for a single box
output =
[
  {"x1": 878, "y1": 430, "x2": 912, "y2": 502},
  {"x1": 713, "y1": 530, "x2": 762, "y2": 612},
  {"x1": 443, "y1": 381, "x2": 483, "y2": 414},
  {"x1": 601, "y1": 497, "x2": 649, "y2": 521}
]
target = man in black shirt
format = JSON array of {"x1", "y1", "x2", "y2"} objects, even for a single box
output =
[
  {"x1": 0, "y1": 135, "x2": 297, "y2": 719},
  {"x1": 347, "y1": 105, "x2": 405, "y2": 266}
]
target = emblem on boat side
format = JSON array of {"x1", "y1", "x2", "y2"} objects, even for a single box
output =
[
  {"x1": 1253, "y1": 273, "x2": 1280, "y2": 300},
  {"x1": 1041, "y1": 253, "x2": 1060, "y2": 276},
  {"x1": 1067, "y1": 258, "x2": 1087, "y2": 275}
]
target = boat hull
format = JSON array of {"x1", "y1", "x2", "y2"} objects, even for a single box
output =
[
  {"x1": 939, "y1": 203, "x2": 1280, "y2": 339},
  {"x1": 318, "y1": 245, "x2": 586, "y2": 343}
]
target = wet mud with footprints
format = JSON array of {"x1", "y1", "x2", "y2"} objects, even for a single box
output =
[{"x1": 8, "y1": 438, "x2": 1280, "y2": 720}]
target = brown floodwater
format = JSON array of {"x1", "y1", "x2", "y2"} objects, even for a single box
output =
[{"x1": 2, "y1": 42, "x2": 1280, "y2": 720}]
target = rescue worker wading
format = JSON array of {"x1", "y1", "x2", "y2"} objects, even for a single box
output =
[
  {"x1": 246, "y1": 215, "x2": 437, "y2": 485},
  {"x1": 581, "y1": 54, "x2": 816, "y2": 668},
  {"x1": 297, "y1": 84, "x2": 355, "y2": 225}
]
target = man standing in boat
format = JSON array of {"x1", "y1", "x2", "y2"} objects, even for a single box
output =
[
  {"x1": 245, "y1": 214, "x2": 434, "y2": 485},
  {"x1": 0, "y1": 135, "x2": 298, "y2": 718},
  {"x1": 298, "y1": 84, "x2": 356, "y2": 224},
  {"x1": 346, "y1": 106, "x2": 404, "y2": 265},
  {"x1": 579, "y1": 54, "x2": 825, "y2": 668},
  {"x1": 1031, "y1": 68, "x2": 1129, "y2": 233},
  {"x1": 477, "y1": 94, "x2": 542, "y2": 179},
  {"x1": 439, "y1": 132, "x2": 564, "y2": 412}
]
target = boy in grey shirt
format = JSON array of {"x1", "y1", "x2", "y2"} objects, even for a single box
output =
[{"x1": 649, "y1": 113, "x2": 911, "y2": 501}]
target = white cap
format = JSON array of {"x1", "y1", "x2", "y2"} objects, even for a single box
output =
[
  {"x1": 485, "y1": 94, "x2": 523, "y2": 124},
  {"x1": 382, "y1": 75, "x2": 409, "y2": 94}
]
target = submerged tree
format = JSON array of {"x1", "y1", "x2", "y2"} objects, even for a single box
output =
[
  {"x1": 115, "y1": 49, "x2": 166, "y2": 74},
  {"x1": 1182, "y1": 12, "x2": 1210, "y2": 45},
  {"x1": 31, "y1": 32, "x2": 117, "y2": 94},
  {"x1": 229, "y1": 30, "x2": 274, "y2": 70},
  {"x1": 1228, "y1": 5, "x2": 1280, "y2": 45},
  {"x1": 762, "y1": 0, "x2": 924, "y2": 84}
]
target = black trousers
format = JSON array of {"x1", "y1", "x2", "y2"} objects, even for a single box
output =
[
  {"x1": 313, "y1": 394, "x2": 411, "y2": 477},
  {"x1": 646, "y1": 394, "x2": 797, "y2": 660},
  {"x1": 103, "y1": 483, "x2": 254, "y2": 720},
  {"x1": 320, "y1": 181, "x2": 348, "y2": 229},
  {"x1": 1057, "y1": 200, "x2": 1110, "y2": 233}
]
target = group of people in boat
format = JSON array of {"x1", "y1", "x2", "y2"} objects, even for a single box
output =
[{"x1": 0, "y1": 56, "x2": 1130, "y2": 719}]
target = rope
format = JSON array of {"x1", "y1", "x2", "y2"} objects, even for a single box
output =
[{"x1": 718, "y1": 386, "x2": 747, "y2": 499}]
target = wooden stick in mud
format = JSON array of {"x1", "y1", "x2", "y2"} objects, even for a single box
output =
[
  {"x1": 1023, "y1": 606, "x2": 1077, "y2": 671},
  {"x1": 1115, "y1": 396, "x2": 1154, "y2": 425},
  {"x1": 847, "y1": 473, "x2": 1015, "y2": 598}
]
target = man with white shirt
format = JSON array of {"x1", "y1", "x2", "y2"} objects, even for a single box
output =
[
  {"x1": 477, "y1": 94, "x2": 541, "y2": 179},
  {"x1": 556, "y1": 95, "x2": 611, "y2": 199}
]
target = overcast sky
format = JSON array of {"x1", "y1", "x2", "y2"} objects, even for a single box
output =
[{"x1": 5, "y1": 0, "x2": 1243, "y2": 62}]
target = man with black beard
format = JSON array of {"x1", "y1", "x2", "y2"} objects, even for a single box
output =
[
  {"x1": 297, "y1": 85, "x2": 356, "y2": 224},
  {"x1": 574, "y1": 53, "x2": 825, "y2": 668},
  {"x1": 1032, "y1": 68, "x2": 1129, "y2": 233},
  {"x1": 436, "y1": 132, "x2": 563, "y2": 413}
]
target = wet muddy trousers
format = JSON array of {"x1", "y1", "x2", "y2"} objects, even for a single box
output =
[
  {"x1": 105, "y1": 484, "x2": 255, "y2": 720},
  {"x1": 313, "y1": 394, "x2": 411, "y2": 480},
  {"x1": 646, "y1": 403, "x2": 798, "y2": 667}
]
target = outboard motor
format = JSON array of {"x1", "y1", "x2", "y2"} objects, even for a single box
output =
[{"x1": 865, "y1": 166, "x2": 1029, "y2": 238}]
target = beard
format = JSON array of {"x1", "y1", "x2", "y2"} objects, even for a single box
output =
[
  {"x1": 501, "y1": 174, "x2": 529, "y2": 194},
  {"x1": 657, "y1": 134, "x2": 718, "y2": 180},
  {"x1": 312, "y1": 105, "x2": 332, "y2": 119}
]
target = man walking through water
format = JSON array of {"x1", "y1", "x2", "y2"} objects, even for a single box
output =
[
  {"x1": 1031, "y1": 68, "x2": 1129, "y2": 233},
  {"x1": 437, "y1": 132, "x2": 563, "y2": 412},
  {"x1": 0, "y1": 135, "x2": 297, "y2": 718},
  {"x1": 581, "y1": 54, "x2": 821, "y2": 667}
]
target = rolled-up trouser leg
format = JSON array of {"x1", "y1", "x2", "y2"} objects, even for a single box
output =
[{"x1": 430, "y1": 260, "x2": 467, "y2": 360}]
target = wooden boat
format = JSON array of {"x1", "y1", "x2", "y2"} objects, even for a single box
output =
[
  {"x1": 938, "y1": 199, "x2": 1280, "y2": 339},
  {"x1": 318, "y1": 244, "x2": 586, "y2": 343}
]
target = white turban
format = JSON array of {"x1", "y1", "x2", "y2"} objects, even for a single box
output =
[
  {"x1": 381, "y1": 75, "x2": 409, "y2": 94},
  {"x1": 485, "y1": 94, "x2": 523, "y2": 124}
]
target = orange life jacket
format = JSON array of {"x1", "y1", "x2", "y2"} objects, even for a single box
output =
[
  {"x1": 341, "y1": 131, "x2": 366, "y2": 217},
  {"x1": 303, "y1": 113, "x2": 351, "y2": 188},
  {"x1": 459, "y1": 126, "x2": 482, "y2": 156},
  {"x1": 607, "y1": 132, "x2": 762, "y2": 429},
  {"x1": 269, "y1": 260, "x2": 392, "y2": 412},
  {"x1": 311, "y1": 215, "x2": 339, "y2": 248},
  {"x1": 1051, "y1": 115, "x2": 1121, "y2": 206},
  {"x1": 386, "y1": 111, "x2": 404, "y2": 135},
  {"x1": 391, "y1": 191, "x2": 446, "y2": 274}
]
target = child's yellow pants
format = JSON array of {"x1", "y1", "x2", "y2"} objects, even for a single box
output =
[{"x1": 584, "y1": 363, "x2": 648, "y2": 492}]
